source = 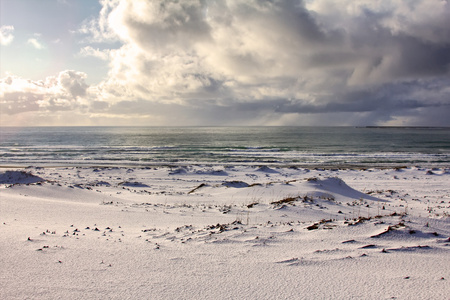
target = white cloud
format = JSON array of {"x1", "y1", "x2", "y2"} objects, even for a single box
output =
[
  {"x1": 0, "y1": 25, "x2": 14, "y2": 46},
  {"x1": 78, "y1": 46, "x2": 111, "y2": 60},
  {"x1": 0, "y1": 71, "x2": 91, "y2": 117},
  {"x1": 78, "y1": 0, "x2": 120, "y2": 43},
  {"x1": 27, "y1": 38, "x2": 44, "y2": 49},
  {"x1": 2, "y1": 0, "x2": 450, "y2": 126}
]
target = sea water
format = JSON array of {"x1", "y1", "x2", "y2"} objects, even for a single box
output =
[{"x1": 1, "y1": 127, "x2": 449, "y2": 167}]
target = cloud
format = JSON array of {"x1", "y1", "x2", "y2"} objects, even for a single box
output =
[
  {"x1": 3, "y1": 0, "x2": 450, "y2": 126},
  {"x1": 78, "y1": 46, "x2": 111, "y2": 60},
  {"x1": 77, "y1": 0, "x2": 120, "y2": 43},
  {"x1": 0, "y1": 71, "x2": 90, "y2": 118},
  {"x1": 0, "y1": 25, "x2": 14, "y2": 45},
  {"x1": 94, "y1": 0, "x2": 450, "y2": 123},
  {"x1": 58, "y1": 70, "x2": 89, "y2": 98},
  {"x1": 27, "y1": 38, "x2": 45, "y2": 49}
]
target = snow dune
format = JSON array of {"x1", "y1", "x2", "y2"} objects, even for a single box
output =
[{"x1": 1, "y1": 166, "x2": 449, "y2": 299}]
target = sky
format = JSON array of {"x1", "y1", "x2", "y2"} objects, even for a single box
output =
[{"x1": 1, "y1": 0, "x2": 449, "y2": 127}]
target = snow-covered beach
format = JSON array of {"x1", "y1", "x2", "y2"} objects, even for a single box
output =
[
  {"x1": 2, "y1": 0, "x2": 450, "y2": 297},
  {"x1": 1, "y1": 165, "x2": 449, "y2": 299}
]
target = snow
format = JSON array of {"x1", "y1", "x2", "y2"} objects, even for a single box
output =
[
  {"x1": 0, "y1": 170, "x2": 45, "y2": 184},
  {"x1": 1, "y1": 166, "x2": 449, "y2": 299}
]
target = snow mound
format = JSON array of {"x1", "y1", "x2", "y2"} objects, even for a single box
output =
[
  {"x1": 169, "y1": 167, "x2": 188, "y2": 175},
  {"x1": 90, "y1": 181, "x2": 111, "y2": 186},
  {"x1": 306, "y1": 177, "x2": 381, "y2": 201},
  {"x1": 0, "y1": 171, "x2": 45, "y2": 184},
  {"x1": 222, "y1": 181, "x2": 250, "y2": 188},
  {"x1": 196, "y1": 169, "x2": 228, "y2": 176},
  {"x1": 256, "y1": 166, "x2": 278, "y2": 173},
  {"x1": 118, "y1": 181, "x2": 150, "y2": 187}
]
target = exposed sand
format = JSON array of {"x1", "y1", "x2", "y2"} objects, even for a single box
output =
[{"x1": 1, "y1": 166, "x2": 449, "y2": 299}]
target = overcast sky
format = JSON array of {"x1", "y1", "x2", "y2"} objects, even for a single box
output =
[{"x1": 1, "y1": 0, "x2": 449, "y2": 126}]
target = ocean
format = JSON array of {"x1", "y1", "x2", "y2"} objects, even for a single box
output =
[{"x1": 1, "y1": 127, "x2": 449, "y2": 168}]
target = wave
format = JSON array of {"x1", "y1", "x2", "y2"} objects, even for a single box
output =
[
  {"x1": 1, "y1": 126, "x2": 449, "y2": 167},
  {"x1": 1, "y1": 149, "x2": 448, "y2": 167}
]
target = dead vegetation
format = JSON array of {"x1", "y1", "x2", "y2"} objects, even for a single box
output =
[
  {"x1": 270, "y1": 196, "x2": 299, "y2": 206},
  {"x1": 188, "y1": 183, "x2": 208, "y2": 194}
]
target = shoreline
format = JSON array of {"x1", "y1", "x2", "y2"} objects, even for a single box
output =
[{"x1": 0, "y1": 162, "x2": 445, "y2": 170}]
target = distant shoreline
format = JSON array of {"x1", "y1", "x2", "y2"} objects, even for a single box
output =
[
  {"x1": 0, "y1": 163, "x2": 440, "y2": 170},
  {"x1": 2, "y1": 125, "x2": 450, "y2": 129}
]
